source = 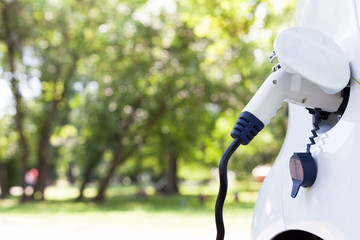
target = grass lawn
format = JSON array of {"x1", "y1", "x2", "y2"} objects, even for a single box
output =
[{"x1": 0, "y1": 181, "x2": 260, "y2": 240}]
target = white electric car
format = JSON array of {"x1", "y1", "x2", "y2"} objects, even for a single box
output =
[{"x1": 252, "y1": 1, "x2": 360, "y2": 239}]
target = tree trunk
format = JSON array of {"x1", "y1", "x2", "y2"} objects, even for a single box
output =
[
  {"x1": 164, "y1": 148, "x2": 179, "y2": 194},
  {"x1": 34, "y1": 50, "x2": 78, "y2": 200},
  {"x1": 1, "y1": 1, "x2": 29, "y2": 203},
  {"x1": 93, "y1": 143, "x2": 137, "y2": 203},
  {"x1": 14, "y1": 97, "x2": 29, "y2": 203},
  {"x1": 0, "y1": 163, "x2": 8, "y2": 199},
  {"x1": 157, "y1": 142, "x2": 179, "y2": 195},
  {"x1": 92, "y1": 100, "x2": 166, "y2": 203},
  {"x1": 34, "y1": 99, "x2": 57, "y2": 200},
  {"x1": 76, "y1": 163, "x2": 96, "y2": 202},
  {"x1": 93, "y1": 148, "x2": 121, "y2": 203},
  {"x1": 93, "y1": 160, "x2": 118, "y2": 203}
]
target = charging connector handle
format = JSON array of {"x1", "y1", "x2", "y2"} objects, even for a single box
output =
[
  {"x1": 240, "y1": 69, "x2": 344, "y2": 127},
  {"x1": 230, "y1": 111, "x2": 265, "y2": 145}
]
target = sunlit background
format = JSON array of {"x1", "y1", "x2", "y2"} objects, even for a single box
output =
[{"x1": 0, "y1": 0, "x2": 295, "y2": 239}]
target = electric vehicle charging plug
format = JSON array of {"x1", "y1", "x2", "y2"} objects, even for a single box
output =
[
  {"x1": 215, "y1": 26, "x2": 350, "y2": 240},
  {"x1": 230, "y1": 67, "x2": 344, "y2": 141}
]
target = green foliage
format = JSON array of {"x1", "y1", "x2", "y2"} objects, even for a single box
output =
[
  {"x1": 0, "y1": 0, "x2": 296, "y2": 197},
  {"x1": 0, "y1": 116, "x2": 18, "y2": 162}
]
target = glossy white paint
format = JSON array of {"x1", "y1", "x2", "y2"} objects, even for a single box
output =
[
  {"x1": 274, "y1": 27, "x2": 350, "y2": 94},
  {"x1": 251, "y1": 149, "x2": 284, "y2": 240},
  {"x1": 252, "y1": 0, "x2": 360, "y2": 239}
]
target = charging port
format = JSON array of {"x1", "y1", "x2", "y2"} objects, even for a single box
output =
[{"x1": 307, "y1": 85, "x2": 350, "y2": 133}]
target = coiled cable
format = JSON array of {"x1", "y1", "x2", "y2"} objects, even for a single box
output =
[{"x1": 306, "y1": 108, "x2": 322, "y2": 153}]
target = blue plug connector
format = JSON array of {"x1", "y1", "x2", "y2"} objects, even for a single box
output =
[{"x1": 230, "y1": 111, "x2": 265, "y2": 145}]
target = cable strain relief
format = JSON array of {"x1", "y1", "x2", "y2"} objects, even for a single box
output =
[{"x1": 230, "y1": 111, "x2": 265, "y2": 145}]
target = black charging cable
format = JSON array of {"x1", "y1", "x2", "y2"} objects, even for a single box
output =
[
  {"x1": 215, "y1": 138, "x2": 241, "y2": 240},
  {"x1": 215, "y1": 111, "x2": 264, "y2": 240}
]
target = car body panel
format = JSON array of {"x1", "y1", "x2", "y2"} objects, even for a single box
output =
[{"x1": 252, "y1": 1, "x2": 360, "y2": 239}]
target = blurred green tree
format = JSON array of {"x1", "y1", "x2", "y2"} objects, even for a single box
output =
[
  {"x1": 0, "y1": 0, "x2": 296, "y2": 203},
  {"x1": 0, "y1": 0, "x2": 32, "y2": 202},
  {"x1": 179, "y1": 0, "x2": 295, "y2": 176},
  {"x1": 29, "y1": 0, "x2": 83, "y2": 200}
]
